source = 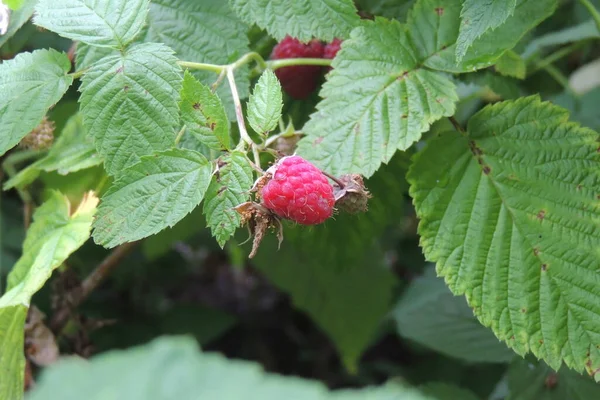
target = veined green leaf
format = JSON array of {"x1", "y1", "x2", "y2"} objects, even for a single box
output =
[
  {"x1": 506, "y1": 359, "x2": 600, "y2": 399},
  {"x1": 4, "y1": 113, "x2": 102, "y2": 190},
  {"x1": 0, "y1": 49, "x2": 72, "y2": 157},
  {"x1": 455, "y1": 0, "x2": 517, "y2": 62},
  {"x1": 79, "y1": 43, "x2": 182, "y2": 176},
  {"x1": 0, "y1": 191, "x2": 97, "y2": 400},
  {"x1": 229, "y1": 0, "x2": 360, "y2": 41},
  {"x1": 412, "y1": 0, "x2": 556, "y2": 73},
  {"x1": 180, "y1": 71, "x2": 230, "y2": 151},
  {"x1": 93, "y1": 148, "x2": 212, "y2": 248},
  {"x1": 247, "y1": 69, "x2": 283, "y2": 135},
  {"x1": 75, "y1": 42, "x2": 116, "y2": 71},
  {"x1": 393, "y1": 267, "x2": 514, "y2": 363},
  {"x1": 408, "y1": 96, "x2": 600, "y2": 379},
  {"x1": 142, "y1": 0, "x2": 249, "y2": 120},
  {"x1": 34, "y1": 0, "x2": 150, "y2": 48},
  {"x1": 495, "y1": 50, "x2": 526, "y2": 79},
  {"x1": 298, "y1": 17, "x2": 457, "y2": 177},
  {"x1": 203, "y1": 152, "x2": 253, "y2": 248},
  {"x1": 28, "y1": 336, "x2": 434, "y2": 400}
]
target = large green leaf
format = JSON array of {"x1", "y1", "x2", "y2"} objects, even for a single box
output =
[
  {"x1": 393, "y1": 267, "x2": 514, "y2": 363},
  {"x1": 0, "y1": 191, "x2": 97, "y2": 400},
  {"x1": 247, "y1": 69, "x2": 283, "y2": 135},
  {"x1": 0, "y1": 49, "x2": 73, "y2": 157},
  {"x1": 506, "y1": 359, "x2": 600, "y2": 399},
  {"x1": 0, "y1": 0, "x2": 36, "y2": 48},
  {"x1": 79, "y1": 43, "x2": 182, "y2": 176},
  {"x1": 34, "y1": 0, "x2": 150, "y2": 48},
  {"x1": 455, "y1": 0, "x2": 517, "y2": 62},
  {"x1": 408, "y1": 96, "x2": 600, "y2": 378},
  {"x1": 93, "y1": 148, "x2": 212, "y2": 248},
  {"x1": 229, "y1": 0, "x2": 360, "y2": 41},
  {"x1": 203, "y1": 151, "x2": 253, "y2": 248},
  {"x1": 28, "y1": 336, "x2": 434, "y2": 399},
  {"x1": 179, "y1": 71, "x2": 230, "y2": 151},
  {"x1": 298, "y1": 17, "x2": 457, "y2": 177},
  {"x1": 416, "y1": 0, "x2": 556, "y2": 73},
  {"x1": 4, "y1": 113, "x2": 102, "y2": 190},
  {"x1": 75, "y1": 42, "x2": 116, "y2": 71},
  {"x1": 142, "y1": 0, "x2": 250, "y2": 119},
  {"x1": 253, "y1": 153, "x2": 408, "y2": 370}
]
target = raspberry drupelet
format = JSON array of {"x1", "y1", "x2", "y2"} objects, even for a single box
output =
[
  {"x1": 270, "y1": 36, "x2": 325, "y2": 99},
  {"x1": 261, "y1": 156, "x2": 335, "y2": 225}
]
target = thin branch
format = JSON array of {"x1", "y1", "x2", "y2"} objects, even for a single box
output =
[
  {"x1": 527, "y1": 41, "x2": 585, "y2": 76},
  {"x1": 579, "y1": 0, "x2": 600, "y2": 33},
  {"x1": 267, "y1": 58, "x2": 332, "y2": 70},
  {"x1": 448, "y1": 116, "x2": 466, "y2": 134},
  {"x1": 177, "y1": 60, "x2": 224, "y2": 74},
  {"x1": 50, "y1": 241, "x2": 138, "y2": 333},
  {"x1": 322, "y1": 171, "x2": 345, "y2": 189}
]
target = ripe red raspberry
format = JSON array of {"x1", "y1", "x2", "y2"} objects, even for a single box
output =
[
  {"x1": 324, "y1": 38, "x2": 343, "y2": 60},
  {"x1": 270, "y1": 36, "x2": 324, "y2": 99},
  {"x1": 261, "y1": 156, "x2": 335, "y2": 225}
]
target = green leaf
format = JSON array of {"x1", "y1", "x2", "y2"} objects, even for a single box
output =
[
  {"x1": 420, "y1": 383, "x2": 479, "y2": 400},
  {"x1": 4, "y1": 0, "x2": 25, "y2": 10},
  {"x1": 353, "y1": 0, "x2": 416, "y2": 20},
  {"x1": 247, "y1": 69, "x2": 283, "y2": 135},
  {"x1": 34, "y1": 0, "x2": 150, "y2": 48},
  {"x1": 393, "y1": 267, "x2": 515, "y2": 363},
  {"x1": 75, "y1": 42, "x2": 117, "y2": 71},
  {"x1": 28, "y1": 336, "x2": 434, "y2": 399},
  {"x1": 551, "y1": 88, "x2": 600, "y2": 131},
  {"x1": 253, "y1": 153, "x2": 407, "y2": 370},
  {"x1": 0, "y1": 49, "x2": 73, "y2": 157},
  {"x1": 79, "y1": 43, "x2": 182, "y2": 176},
  {"x1": 408, "y1": 96, "x2": 600, "y2": 378},
  {"x1": 4, "y1": 113, "x2": 102, "y2": 190},
  {"x1": 141, "y1": 0, "x2": 250, "y2": 120},
  {"x1": 298, "y1": 17, "x2": 458, "y2": 177},
  {"x1": 522, "y1": 19, "x2": 600, "y2": 59},
  {"x1": 495, "y1": 49, "x2": 526, "y2": 79},
  {"x1": 412, "y1": 0, "x2": 556, "y2": 73},
  {"x1": 0, "y1": 0, "x2": 36, "y2": 48},
  {"x1": 180, "y1": 71, "x2": 230, "y2": 151},
  {"x1": 93, "y1": 148, "x2": 212, "y2": 248},
  {"x1": 203, "y1": 152, "x2": 253, "y2": 248},
  {"x1": 455, "y1": 0, "x2": 517, "y2": 63},
  {"x1": 229, "y1": 0, "x2": 360, "y2": 41},
  {"x1": 0, "y1": 191, "x2": 97, "y2": 400},
  {"x1": 506, "y1": 359, "x2": 600, "y2": 399}
]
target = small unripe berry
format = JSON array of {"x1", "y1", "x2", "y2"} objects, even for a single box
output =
[{"x1": 20, "y1": 116, "x2": 55, "y2": 150}]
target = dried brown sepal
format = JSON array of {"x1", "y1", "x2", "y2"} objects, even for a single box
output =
[
  {"x1": 249, "y1": 172, "x2": 272, "y2": 202},
  {"x1": 271, "y1": 134, "x2": 301, "y2": 156},
  {"x1": 20, "y1": 116, "x2": 55, "y2": 150},
  {"x1": 234, "y1": 201, "x2": 283, "y2": 258},
  {"x1": 332, "y1": 173, "x2": 371, "y2": 214},
  {"x1": 24, "y1": 306, "x2": 59, "y2": 367}
]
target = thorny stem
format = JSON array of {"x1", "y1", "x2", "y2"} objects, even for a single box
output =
[
  {"x1": 177, "y1": 60, "x2": 224, "y2": 74},
  {"x1": 579, "y1": 0, "x2": 600, "y2": 33},
  {"x1": 50, "y1": 241, "x2": 138, "y2": 333}
]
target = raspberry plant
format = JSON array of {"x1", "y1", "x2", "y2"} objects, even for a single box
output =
[{"x1": 0, "y1": 0, "x2": 600, "y2": 399}]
